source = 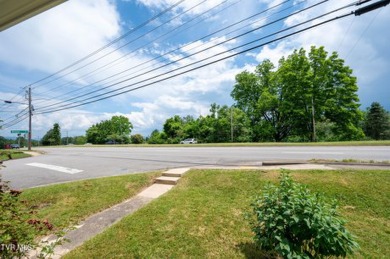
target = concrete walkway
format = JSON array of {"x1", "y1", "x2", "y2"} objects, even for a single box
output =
[{"x1": 30, "y1": 167, "x2": 190, "y2": 258}]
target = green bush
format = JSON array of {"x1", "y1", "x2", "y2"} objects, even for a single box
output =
[
  {"x1": 131, "y1": 134, "x2": 145, "y2": 144},
  {"x1": 247, "y1": 173, "x2": 359, "y2": 258}
]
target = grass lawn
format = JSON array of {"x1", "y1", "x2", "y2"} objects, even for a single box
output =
[
  {"x1": 64, "y1": 169, "x2": 390, "y2": 258},
  {"x1": 20, "y1": 171, "x2": 161, "y2": 230}
]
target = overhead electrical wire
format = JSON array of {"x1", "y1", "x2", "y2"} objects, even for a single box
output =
[
  {"x1": 33, "y1": 0, "x2": 209, "y2": 95},
  {"x1": 0, "y1": 89, "x2": 26, "y2": 111},
  {"x1": 30, "y1": 0, "x2": 187, "y2": 89},
  {"x1": 345, "y1": 8, "x2": 382, "y2": 58},
  {"x1": 33, "y1": 0, "x2": 233, "y2": 101},
  {"x1": 86, "y1": 0, "x2": 302, "y2": 93},
  {"x1": 35, "y1": 0, "x2": 327, "y2": 112},
  {"x1": 0, "y1": 106, "x2": 28, "y2": 124},
  {"x1": 34, "y1": 0, "x2": 368, "y2": 114},
  {"x1": 34, "y1": 0, "x2": 290, "y2": 105},
  {"x1": 0, "y1": 112, "x2": 29, "y2": 130}
]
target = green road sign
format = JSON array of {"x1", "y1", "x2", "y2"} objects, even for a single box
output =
[{"x1": 11, "y1": 130, "x2": 29, "y2": 134}]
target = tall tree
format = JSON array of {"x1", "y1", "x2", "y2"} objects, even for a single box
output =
[
  {"x1": 163, "y1": 115, "x2": 184, "y2": 142},
  {"x1": 147, "y1": 129, "x2": 166, "y2": 144},
  {"x1": 364, "y1": 102, "x2": 390, "y2": 140},
  {"x1": 41, "y1": 123, "x2": 61, "y2": 146},
  {"x1": 195, "y1": 104, "x2": 251, "y2": 143},
  {"x1": 232, "y1": 46, "x2": 364, "y2": 142}
]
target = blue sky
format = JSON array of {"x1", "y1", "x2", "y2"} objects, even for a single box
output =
[{"x1": 0, "y1": 0, "x2": 389, "y2": 139}]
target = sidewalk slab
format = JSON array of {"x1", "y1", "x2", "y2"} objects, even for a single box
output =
[
  {"x1": 137, "y1": 183, "x2": 174, "y2": 199},
  {"x1": 31, "y1": 195, "x2": 153, "y2": 258}
]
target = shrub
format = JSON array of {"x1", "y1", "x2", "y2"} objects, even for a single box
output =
[
  {"x1": 131, "y1": 134, "x2": 145, "y2": 144},
  {"x1": 247, "y1": 173, "x2": 359, "y2": 258},
  {"x1": 0, "y1": 175, "x2": 63, "y2": 258}
]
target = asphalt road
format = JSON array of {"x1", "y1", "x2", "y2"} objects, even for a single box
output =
[{"x1": 1, "y1": 146, "x2": 389, "y2": 189}]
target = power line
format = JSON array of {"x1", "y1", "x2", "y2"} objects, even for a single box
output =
[
  {"x1": 34, "y1": 0, "x2": 290, "y2": 106},
  {"x1": 346, "y1": 8, "x2": 382, "y2": 58},
  {"x1": 30, "y1": 0, "x2": 187, "y2": 89},
  {"x1": 35, "y1": 0, "x2": 328, "y2": 112},
  {"x1": 0, "y1": 112, "x2": 29, "y2": 129},
  {"x1": 33, "y1": 0, "x2": 232, "y2": 101},
  {"x1": 36, "y1": 1, "x2": 362, "y2": 114}
]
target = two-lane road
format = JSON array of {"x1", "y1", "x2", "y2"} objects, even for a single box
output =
[{"x1": 1, "y1": 146, "x2": 389, "y2": 189}]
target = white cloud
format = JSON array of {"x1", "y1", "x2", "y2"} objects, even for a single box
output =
[
  {"x1": 254, "y1": 0, "x2": 390, "y2": 110},
  {"x1": 0, "y1": 0, "x2": 120, "y2": 74},
  {"x1": 135, "y1": 0, "x2": 226, "y2": 15}
]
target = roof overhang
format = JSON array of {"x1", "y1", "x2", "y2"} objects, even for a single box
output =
[{"x1": 0, "y1": 0, "x2": 67, "y2": 32}]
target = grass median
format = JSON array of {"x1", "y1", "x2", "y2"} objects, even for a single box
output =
[
  {"x1": 63, "y1": 169, "x2": 389, "y2": 258},
  {"x1": 0, "y1": 150, "x2": 31, "y2": 161}
]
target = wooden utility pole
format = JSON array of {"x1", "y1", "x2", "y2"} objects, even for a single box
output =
[{"x1": 28, "y1": 86, "x2": 32, "y2": 151}]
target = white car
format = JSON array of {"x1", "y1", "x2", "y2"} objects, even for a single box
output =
[{"x1": 180, "y1": 138, "x2": 197, "y2": 144}]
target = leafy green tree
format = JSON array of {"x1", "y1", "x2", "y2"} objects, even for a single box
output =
[
  {"x1": 232, "y1": 70, "x2": 265, "y2": 141},
  {"x1": 163, "y1": 115, "x2": 185, "y2": 143},
  {"x1": 232, "y1": 46, "x2": 364, "y2": 142},
  {"x1": 231, "y1": 106, "x2": 252, "y2": 142},
  {"x1": 196, "y1": 115, "x2": 216, "y2": 143},
  {"x1": 52, "y1": 123, "x2": 61, "y2": 145},
  {"x1": 73, "y1": 136, "x2": 87, "y2": 145},
  {"x1": 0, "y1": 136, "x2": 8, "y2": 149},
  {"x1": 86, "y1": 116, "x2": 133, "y2": 144},
  {"x1": 61, "y1": 136, "x2": 87, "y2": 145},
  {"x1": 162, "y1": 115, "x2": 200, "y2": 143},
  {"x1": 41, "y1": 123, "x2": 61, "y2": 146},
  {"x1": 131, "y1": 134, "x2": 145, "y2": 144},
  {"x1": 363, "y1": 102, "x2": 390, "y2": 140},
  {"x1": 195, "y1": 104, "x2": 251, "y2": 143},
  {"x1": 147, "y1": 129, "x2": 166, "y2": 144}
]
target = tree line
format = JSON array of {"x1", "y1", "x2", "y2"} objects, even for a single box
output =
[
  {"x1": 148, "y1": 46, "x2": 389, "y2": 144},
  {"x1": 12, "y1": 46, "x2": 388, "y2": 147}
]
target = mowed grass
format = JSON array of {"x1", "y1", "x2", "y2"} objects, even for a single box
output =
[
  {"x1": 65, "y1": 169, "x2": 390, "y2": 258},
  {"x1": 20, "y1": 172, "x2": 161, "y2": 230}
]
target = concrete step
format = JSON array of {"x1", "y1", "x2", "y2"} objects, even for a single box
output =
[
  {"x1": 155, "y1": 176, "x2": 180, "y2": 185},
  {"x1": 162, "y1": 167, "x2": 190, "y2": 177}
]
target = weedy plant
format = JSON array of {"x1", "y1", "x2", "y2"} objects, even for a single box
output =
[
  {"x1": 247, "y1": 172, "x2": 359, "y2": 258},
  {"x1": 0, "y1": 175, "x2": 66, "y2": 258}
]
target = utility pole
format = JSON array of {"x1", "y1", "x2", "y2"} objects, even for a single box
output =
[
  {"x1": 27, "y1": 86, "x2": 32, "y2": 151},
  {"x1": 311, "y1": 95, "x2": 316, "y2": 142},
  {"x1": 231, "y1": 106, "x2": 233, "y2": 143}
]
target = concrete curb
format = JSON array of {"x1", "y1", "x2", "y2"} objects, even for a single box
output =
[{"x1": 261, "y1": 160, "x2": 307, "y2": 166}]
